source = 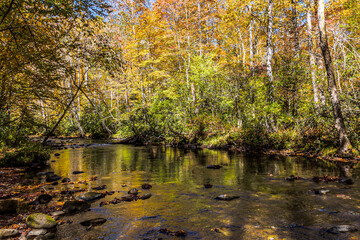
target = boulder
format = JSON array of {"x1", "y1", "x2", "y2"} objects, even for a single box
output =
[
  {"x1": 0, "y1": 229, "x2": 20, "y2": 239},
  {"x1": 26, "y1": 213, "x2": 57, "y2": 229},
  {"x1": 120, "y1": 195, "x2": 134, "y2": 202},
  {"x1": 27, "y1": 229, "x2": 47, "y2": 237},
  {"x1": 326, "y1": 225, "x2": 358, "y2": 234},
  {"x1": 0, "y1": 199, "x2": 18, "y2": 214},
  {"x1": 50, "y1": 211, "x2": 65, "y2": 220},
  {"x1": 128, "y1": 188, "x2": 138, "y2": 196},
  {"x1": 140, "y1": 193, "x2": 152, "y2": 200},
  {"x1": 50, "y1": 211, "x2": 65, "y2": 217},
  {"x1": 76, "y1": 192, "x2": 103, "y2": 202}
]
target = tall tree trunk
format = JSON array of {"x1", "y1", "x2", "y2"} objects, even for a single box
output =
[
  {"x1": 70, "y1": 74, "x2": 85, "y2": 137},
  {"x1": 291, "y1": 0, "x2": 300, "y2": 116},
  {"x1": 317, "y1": 0, "x2": 351, "y2": 153},
  {"x1": 266, "y1": 0, "x2": 275, "y2": 131},
  {"x1": 197, "y1": 0, "x2": 203, "y2": 57},
  {"x1": 266, "y1": 0, "x2": 274, "y2": 100},
  {"x1": 237, "y1": 27, "x2": 246, "y2": 66},
  {"x1": 249, "y1": 3, "x2": 254, "y2": 76},
  {"x1": 307, "y1": 0, "x2": 320, "y2": 109},
  {"x1": 291, "y1": 0, "x2": 300, "y2": 56}
]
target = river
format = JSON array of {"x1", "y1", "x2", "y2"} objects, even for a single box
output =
[{"x1": 46, "y1": 142, "x2": 360, "y2": 239}]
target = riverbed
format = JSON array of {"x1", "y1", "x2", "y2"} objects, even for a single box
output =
[{"x1": 46, "y1": 142, "x2": 360, "y2": 239}]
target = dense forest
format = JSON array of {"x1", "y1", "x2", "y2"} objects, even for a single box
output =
[{"x1": 1, "y1": 0, "x2": 360, "y2": 163}]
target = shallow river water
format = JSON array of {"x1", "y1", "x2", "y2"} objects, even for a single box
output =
[{"x1": 47, "y1": 143, "x2": 360, "y2": 239}]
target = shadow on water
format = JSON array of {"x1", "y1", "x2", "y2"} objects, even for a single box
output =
[{"x1": 49, "y1": 144, "x2": 360, "y2": 239}]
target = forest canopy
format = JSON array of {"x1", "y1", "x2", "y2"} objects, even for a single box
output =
[{"x1": 1, "y1": 0, "x2": 360, "y2": 158}]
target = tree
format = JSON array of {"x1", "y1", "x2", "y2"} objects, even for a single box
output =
[{"x1": 317, "y1": 0, "x2": 351, "y2": 153}]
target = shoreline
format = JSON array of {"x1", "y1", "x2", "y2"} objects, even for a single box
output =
[{"x1": 46, "y1": 136, "x2": 360, "y2": 166}]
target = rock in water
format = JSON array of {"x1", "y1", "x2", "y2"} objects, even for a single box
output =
[
  {"x1": 312, "y1": 189, "x2": 330, "y2": 195},
  {"x1": 215, "y1": 195, "x2": 240, "y2": 201},
  {"x1": 46, "y1": 175, "x2": 62, "y2": 182},
  {"x1": 206, "y1": 165, "x2": 222, "y2": 169},
  {"x1": 73, "y1": 171, "x2": 85, "y2": 175},
  {"x1": 286, "y1": 175, "x2": 303, "y2": 181},
  {"x1": 120, "y1": 195, "x2": 134, "y2": 202},
  {"x1": 0, "y1": 229, "x2": 20, "y2": 239},
  {"x1": 80, "y1": 218, "x2": 107, "y2": 227},
  {"x1": 141, "y1": 183, "x2": 152, "y2": 189},
  {"x1": 140, "y1": 193, "x2": 152, "y2": 200},
  {"x1": 62, "y1": 201, "x2": 90, "y2": 213},
  {"x1": 50, "y1": 211, "x2": 65, "y2": 218},
  {"x1": 326, "y1": 225, "x2": 358, "y2": 234},
  {"x1": 340, "y1": 178, "x2": 354, "y2": 185},
  {"x1": 204, "y1": 184, "x2": 213, "y2": 188},
  {"x1": 61, "y1": 178, "x2": 71, "y2": 183},
  {"x1": 27, "y1": 229, "x2": 47, "y2": 238},
  {"x1": 26, "y1": 213, "x2": 57, "y2": 229},
  {"x1": 76, "y1": 192, "x2": 103, "y2": 202},
  {"x1": 128, "y1": 188, "x2": 139, "y2": 196},
  {"x1": 0, "y1": 199, "x2": 18, "y2": 214},
  {"x1": 37, "y1": 194, "x2": 52, "y2": 204},
  {"x1": 92, "y1": 185, "x2": 107, "y2": 190}
]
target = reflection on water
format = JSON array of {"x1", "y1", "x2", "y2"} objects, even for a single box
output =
[{"x1": 49, "y1": 144, "x2": 360, "y2": 239}]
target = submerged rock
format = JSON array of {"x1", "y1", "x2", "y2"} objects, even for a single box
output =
[
  {"x1": 92, "y1": 185, "x2": 107, "y2": 190},
  {"x1": 159, "y1": 228, "x2": 187, "y2": 237},
  {"x1": 326, "y1": 225, "x2": 358, "y2": 234},
  {"x1": 76, "y1": 192, "x2": 103, "y2": 202},
  {"x1": 140, "y1": 193, "x2": 152, "y2": 200},
  {"x1": 0, "y1": 229, "x2": 20, "y2": 239},
  {"x1": 0, "y1": 199, "x2": 18, "y2": 214},
  {"x1": 62, "y1": 201, "x2": 90, "y2": 213},
  {"x1": 215, "y1": 195, "x2": 240, "y2": 201},
  {"x1": 26, "y1": 213, "x2": 57, "y2": 229},
  {"x1": 80, "y1": 218, "x2": 107, "y2": 227}
]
